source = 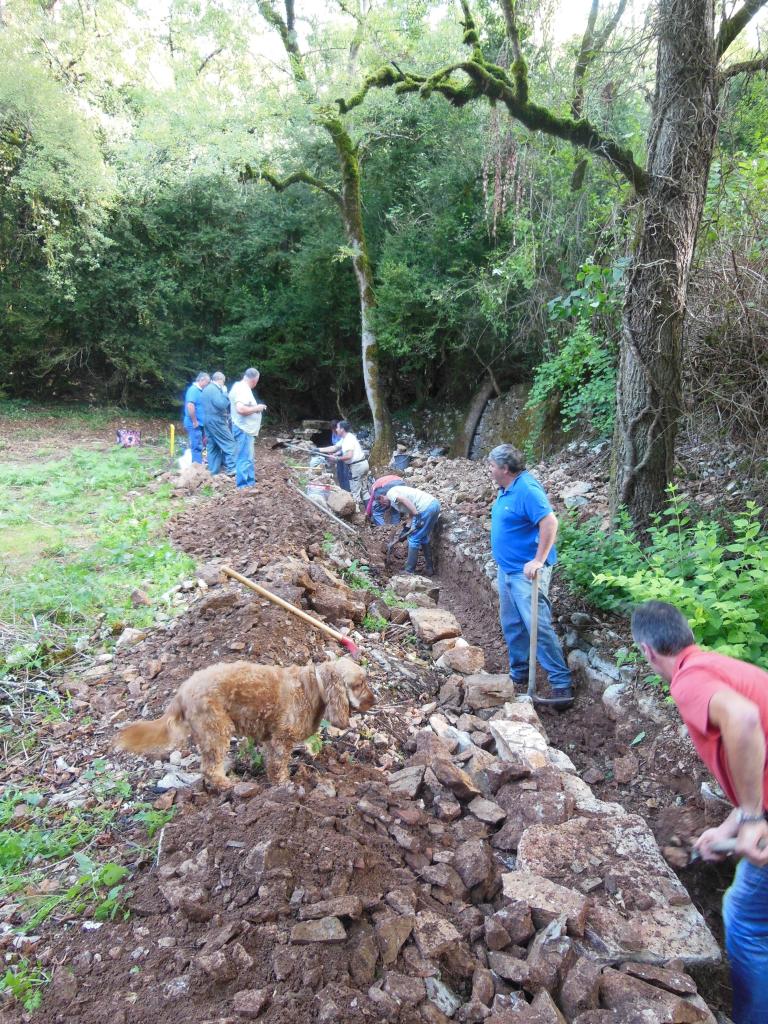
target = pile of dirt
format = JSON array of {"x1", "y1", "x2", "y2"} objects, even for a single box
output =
[{"x1": 2, "y1": 434, "x2": 739, "y2": 1022}]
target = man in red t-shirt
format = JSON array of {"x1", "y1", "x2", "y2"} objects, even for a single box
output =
[{"x1": 632, "y1": 600, "x2": 768, "y2": 1024}]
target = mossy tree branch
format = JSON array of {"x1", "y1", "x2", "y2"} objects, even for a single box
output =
[
  {"x1": 336, "y1": 1, "x2": 648, "y2": 194},
  {"x1": 243, "y1": 165, "x2": 343, "y2": 208},
  {"x1": 716, "y1": 0, "x2": 768, "y2": 60}
]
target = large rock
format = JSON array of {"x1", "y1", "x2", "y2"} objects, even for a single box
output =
[
  {"x1": 463, "y1": 674, "x2": 518, "y2": 710},
  {"x1": 391, "y1": 574, "x2": 440, "y2": 601},
  {"x1": 559, "y1": 956, "x2": 602, "y2": 1019},
  {"x1": 327, "y1": 488, "x2": 357, "y2": 518},
  {"x1": 388, "y1": 765, "x2": 425, "y2": 799},
  {"x1": 501, "y1": 872, "x2": 588, "y2": 937},
  {"x1": 409, "y1": 608, "x2": 462, "y2": 643},
  {"x1": 516, "y1": 815, "x2": 721, "y2": 966},
  {"x1": 309, "y1": 583, "x2": 366, "y2": 623},
  {"x1": 453, "y1": 838, "x2": 494, "y2": 890},
  {"x1": 437, "y1": 645, "x2": 486, "y2": 675},
  {"x1": 600, "y1": 967, "x2": 709, "y2": 1022},
  {"x1": 432, "y1": 759, "x2": 481, "y2": 800},
  {"x1": 489, "y1": 720, "x2": 549, "y2": 772},
  {"x1": 290, "y1": 917, "x2": 347, "y2": 944},
  {"x1": 413, "y1": 912, "x2": 461, "y2": 959},
  {"x1": 375, "y1": 914, "x2": 415, "y2": 965},
  {"x1": 298, "y1": 897, "x2": 362, "y2": 920},
  {"x1": 492, "y1": 791, "x2": 575, "y2": 852}
]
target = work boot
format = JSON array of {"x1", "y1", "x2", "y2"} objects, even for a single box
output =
[
  {"x1": 532, "y1": 686, "x2": 574, "y2": 710},
  {"x1": 422, "y1": 543, "x2": 434, "y2": 576},
  {"x1": 404, "y1": 546, "x2": 419, "y2": 574}
]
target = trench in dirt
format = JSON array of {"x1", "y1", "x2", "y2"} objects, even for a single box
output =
[
  {"x1": 24, "y1": 442, "x2": 735, "y2": 1023},
  {"x1": 431, "y1": 523, "x2": 735, "y2": 1014}
]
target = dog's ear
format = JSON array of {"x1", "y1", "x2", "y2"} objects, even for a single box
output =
[{"x1": 323, "y1": 664, "x2": 350, "y2": 730}]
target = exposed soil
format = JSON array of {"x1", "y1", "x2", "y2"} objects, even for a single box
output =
[{"x1": 2, "y1": 433, "x2": 740, "y2": 1023}]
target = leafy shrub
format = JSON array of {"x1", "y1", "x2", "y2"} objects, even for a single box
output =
[
  {"x1": 525, "y1": 319, "x2": 617, "y2": 440},
  {"x1": 558, "y1": 490, "x2": 768, "y2": 667}
]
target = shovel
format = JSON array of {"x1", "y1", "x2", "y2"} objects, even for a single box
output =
[
  {"x1": 688, "y1": 836, "x2": 766, "y2": 865},
  {"x1": 385, "y1": 522, "x2": 413, "y2": 570},
  {"x1": 526, "y1": 569, "x2": 540, "y2": 698},
  {"x1": 222, "y1": 566, "x2": 360, "y2": 657}
]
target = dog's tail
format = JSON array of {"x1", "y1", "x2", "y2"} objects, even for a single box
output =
[{"x1": 114, "y1": 696, "x2": 187, "y2": 755}]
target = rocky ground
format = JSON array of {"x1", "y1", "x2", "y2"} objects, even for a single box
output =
[{"x1": 1, "y1": 431, "x2": 743, "y2": 1024}]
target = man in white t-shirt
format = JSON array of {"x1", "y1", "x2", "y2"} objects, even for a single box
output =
[
  {"x1": 374, "y1": 484, "x2": 440, "y2": 575},
  {"x1": 317, "y1": 420, "x2": 370, "y2": 508},
  {"x1": 228, "y1": 368, "x2": 267, "y2": 489}
]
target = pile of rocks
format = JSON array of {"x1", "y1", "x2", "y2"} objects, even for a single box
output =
[{"x1": 380, "y1": 683, "x2": 721, "y2": 1022}]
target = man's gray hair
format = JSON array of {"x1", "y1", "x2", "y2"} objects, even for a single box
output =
[
  {"x1": 244, "y1": 367, "x2": 260, "y2": 380},
  {"x1": 212, "y1": 371, "x2": 225, "y2": 383},
  {"x1": 631, "y1": 601, "x2": 695, "y2": 655},
  {"x1": 195, "y1": 371, "x2": 210, "y2": 384},
  {"x1": 488, "y1": 444, "x2": 526, "y2": 474}
]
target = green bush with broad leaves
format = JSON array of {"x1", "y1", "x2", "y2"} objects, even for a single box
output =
[{"x1": 558, "y1": 488, "x2": 768, "y2": 668}]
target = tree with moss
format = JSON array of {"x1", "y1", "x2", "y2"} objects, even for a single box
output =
[
  {"x1": 341, "y1": 0, "x2": 768, "y2": 527},
  {"x1": 247, "y1": 0, "x2": 393, "y2": 464}
]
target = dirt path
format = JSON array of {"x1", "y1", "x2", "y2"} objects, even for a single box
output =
[{"x1": 5, "y1": 440, "x2": 734, "y2": 1023}]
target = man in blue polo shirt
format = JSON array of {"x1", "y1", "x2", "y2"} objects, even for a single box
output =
[
  {"x1": 183, "y1": 372, "x2": 210, "y2": 464},
  {"x1": 488, "y1": 443, "x2": 573, "y2": 708}
]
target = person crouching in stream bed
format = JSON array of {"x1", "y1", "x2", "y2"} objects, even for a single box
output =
[{"x1": 374, "y1": 484, "x2": 439, "y2": 576}]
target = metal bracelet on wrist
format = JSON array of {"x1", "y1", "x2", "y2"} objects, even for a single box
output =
[{"x1": 738, "y1": 810, "x2": 765, "y2": 827}]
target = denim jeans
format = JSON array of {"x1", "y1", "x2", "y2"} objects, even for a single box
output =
[
  {"x1": 497, "y1": 566, "x2": 572, "y2": 690},
  {"x1": 187, "y1": 425, "x2": 204, "y2": 464},
  {"x1": 205, "y1": 421, "x2": 235, "y2": 476},
  {"x1": 408, "y1": 500, "x2": 440, "y2": 550},
  {"x1": 371, "y1": 503, "x2": 401, "y2": 527},
  {"x1": 723, "y1": 859, "x2": 768, "y2": 1023},
  {"x1": 232, "y1": 426, "x2": 255, "y2": 488}
]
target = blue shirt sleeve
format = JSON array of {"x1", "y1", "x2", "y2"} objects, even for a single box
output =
[{"x1": 521, "y1": 482, "x2": 552, "y2": 525}]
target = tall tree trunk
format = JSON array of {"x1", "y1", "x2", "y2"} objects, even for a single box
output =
[
  {"x1": 327, "y1": 118, "x2": 393, "y2": 466},
  {"x1": 612, "y1": 0, "x2": 719, "y2": 527}
]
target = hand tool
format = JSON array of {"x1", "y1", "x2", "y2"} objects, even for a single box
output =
[
  {"x1": 222, "y1": 566, "x2": 360, "y2": 657},
  {"x1": 526, "y1": 568, "x2": 540, "y2": 698},
  {"x1": 385, "y1": 522, "x2": 413, "y2": 569}
]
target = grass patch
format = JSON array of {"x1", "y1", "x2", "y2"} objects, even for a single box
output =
[{"x1": 0, "y1": 446, "x2": 195, "y2": 677}]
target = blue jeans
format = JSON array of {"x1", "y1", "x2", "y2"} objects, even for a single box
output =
[
  {"x1": 497, "y1": 567, "x2": 572, "y2": 690},
  {"x1": 205, "y1": 421, "x2": 235, "y2": 476},
  {"x1": 371, "y1": 503, "x2": 401, "y2": 527},
  {"x1": 232, "y1": 427, "x2": 255, "y2": 488},
  {"x1": 408, "y1": 500, "x2": 440, "y2": 550},
  {"x1": 723, "y1": 859, "x2": 768, "y2": 1023},
  {"x1": 187, "y1": 425, "x2": 203, "y2": 464}
]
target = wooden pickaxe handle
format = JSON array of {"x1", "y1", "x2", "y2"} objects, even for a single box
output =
[
  {"x1": 221, "y1": 566, "x2": 359, "y2": 656},
  {"x1": 526, "y1": 570, "x2": 540, "y2": 698}
]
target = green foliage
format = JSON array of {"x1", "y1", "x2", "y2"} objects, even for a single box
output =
[
  {"x1": 132, "y1": 805, "x2": 177, "y2": 840},
  {"x1": 525, "y1": 319, "x2": 617, "y2": 439},
  {"x1": 524, "y1": 259, "x2": 625, "y2": 445},
  {"x1": 362, "y1": 613, "x2": 388, "y2": 633},
  {"x1": 341, "y1": 560, "x2": 375, "y2": 591},
  {"x1": 559, "y1": 490, "x2": 768, "y2": 668},
  {"x1": 1, "y1": 958, "x2": 51, "y2": 1012},
  {"x1": 240, "y1": 738, "x2": 265, "y2": 776}
]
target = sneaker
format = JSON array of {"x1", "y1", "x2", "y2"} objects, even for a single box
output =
[{"x1": 532, "y1": 686, "x2": 574, "y2": 710}]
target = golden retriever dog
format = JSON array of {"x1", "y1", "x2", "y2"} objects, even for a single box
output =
[{"x1": 113, "y1": 656, "x2": 374, "y2": 790}]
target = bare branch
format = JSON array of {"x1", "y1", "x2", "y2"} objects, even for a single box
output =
[
  {"x1": 719, "y1": 51, "x2": 768, "y2": 79},
  {"x1": 716, "y1": 0, "x2": 768, "y2": 60},
  {"x1": 197, "y1": 46, "x2": 224, "y2": 76},
  {"x1": 572, "y1": 0, "x2": 628, "y2": 118}
]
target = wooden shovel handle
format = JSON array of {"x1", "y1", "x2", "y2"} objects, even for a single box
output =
[
  {"x1": 221, "y1": 566, "x2": 359, "y2": 655},
  {"x1": 527, "y1": 570, "x2": 540, "y2": 698}
]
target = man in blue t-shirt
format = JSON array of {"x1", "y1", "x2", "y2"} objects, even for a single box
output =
[
  {"x1": 488, "y1": 444, "x2": 573, "y2": 708},
  {"x1": 183, "y1": 372, "x2": 210, "y2": 464}
]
